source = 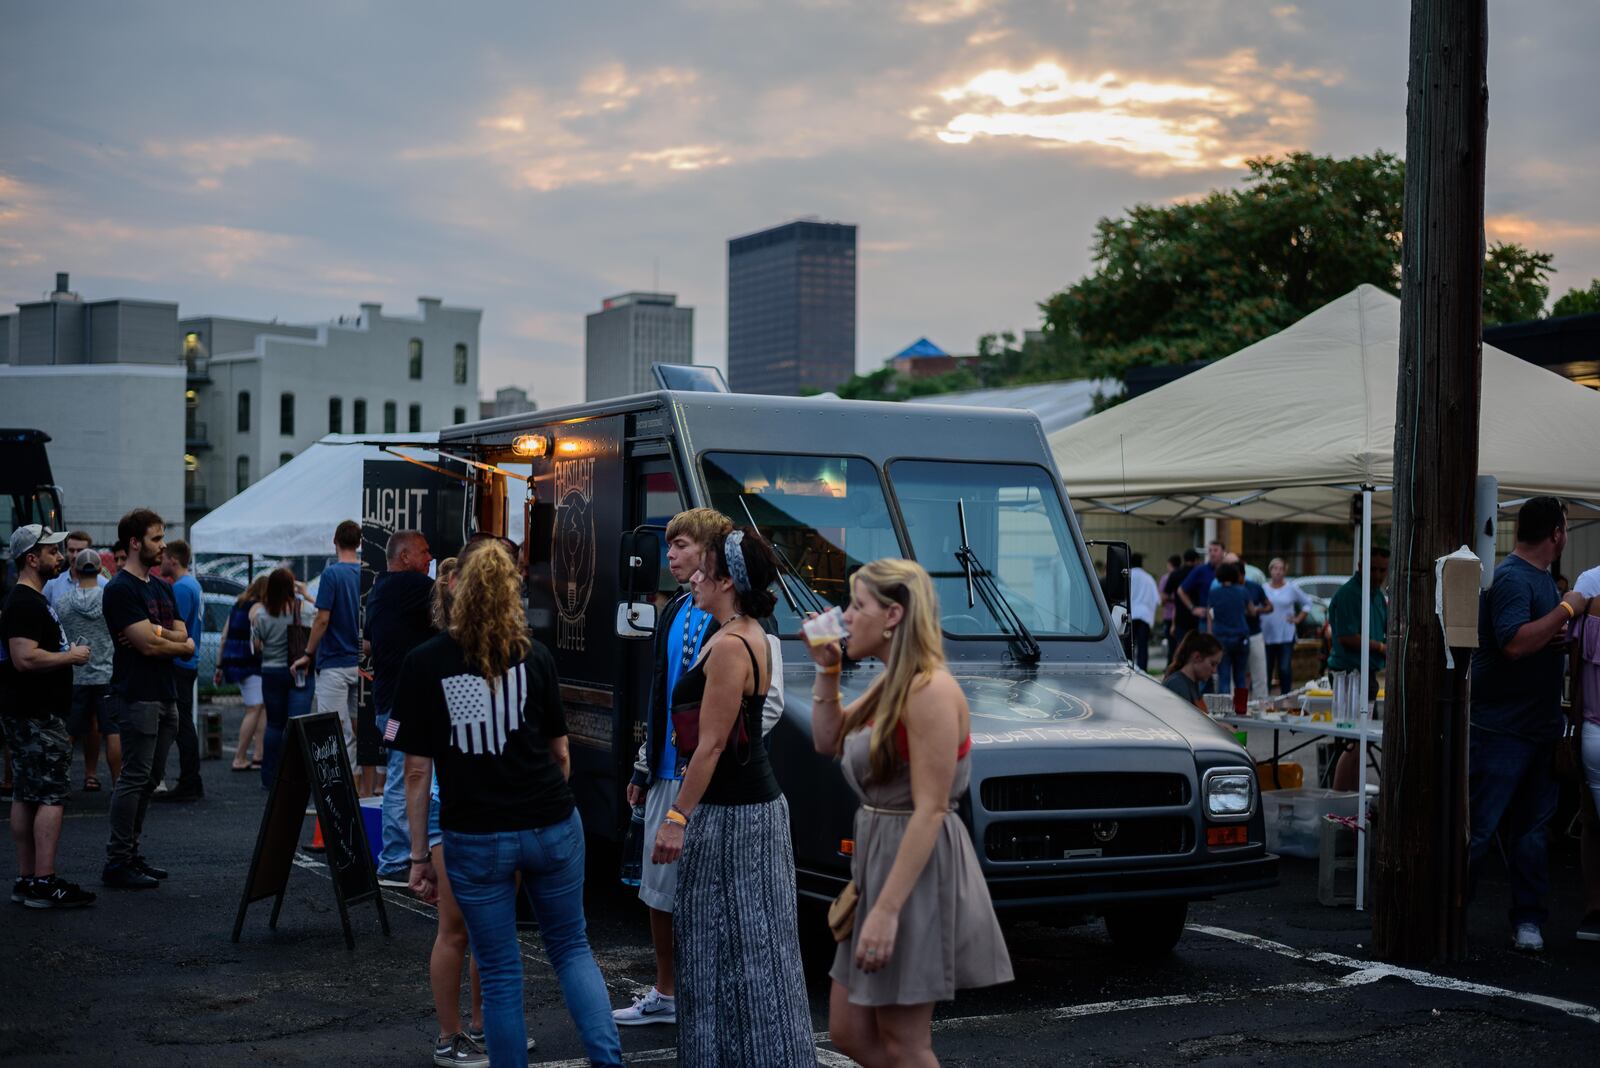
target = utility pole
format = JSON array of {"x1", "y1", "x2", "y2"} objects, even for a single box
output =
[{"x1": 1374, "y1": 0, "x2": 1487, "y2": 964}]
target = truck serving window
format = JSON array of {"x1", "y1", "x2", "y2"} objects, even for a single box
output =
[
  {"x1": 701, "y1": 452, "x2": 902, "y2": 635},
  {"x1": 889, "y1": 460, "x2": 1104, "y2": 639}
]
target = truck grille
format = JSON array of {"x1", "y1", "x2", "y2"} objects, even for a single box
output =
[
  {"x1": 980, "y1": 772, "x2": 1190, "y2": 812},
  {"x1": 984, "y1": 817, "x2": 1192, "y2": 862}
]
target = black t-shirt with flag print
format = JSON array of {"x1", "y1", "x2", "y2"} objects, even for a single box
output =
[{"x1": 390, "y1": 631, "x2": 573, "y2": 834}]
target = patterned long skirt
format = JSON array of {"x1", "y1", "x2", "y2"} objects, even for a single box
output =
[{"x1": 674, "y1": 795, "x2": 817, "y2": 1067}]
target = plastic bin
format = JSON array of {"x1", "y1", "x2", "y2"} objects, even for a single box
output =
[
  {"x1": 1262, "y1": 787, "x2": 1357, "y2": 858},
  {"x1": 359, "y1": 795, "x2": 383, "y2": 868}
]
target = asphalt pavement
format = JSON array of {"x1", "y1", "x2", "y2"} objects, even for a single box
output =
[{"x1": 3, "y1": 698, "x2": 1597, "y2": 1067}]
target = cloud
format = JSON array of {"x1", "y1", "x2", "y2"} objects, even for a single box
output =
[
  {"x1": 1486, "y1": 214, "x2": 1600, "y2": 247},
  {"x1": 142, "y1": 134, "x2": 312, "y2": 189},
  {"x1": 925, "y1": 50, "x2": 1323, "y2": 174},
  {"x1": 903, "y1": 0, "x2": 997, "y2": 24}
]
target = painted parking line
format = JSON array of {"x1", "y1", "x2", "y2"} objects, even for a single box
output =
[{"x1": 1187, "y1": 922, "x2": 1600, "y2": 1025}]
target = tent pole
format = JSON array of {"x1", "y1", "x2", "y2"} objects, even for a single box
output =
[{"x1": 1356, "y1": 486, "x2": 1373, "y2": 910}]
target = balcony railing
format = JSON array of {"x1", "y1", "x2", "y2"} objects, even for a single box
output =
[
  {"x1": 185, "y1": 420, "x2": 211, "y2": 449},
  {"x1": 185, "y1": 355, "x2": 211, "y2": 382},
  {"x1": 184, "y1": 486, "x2": 209, "y2": 510}
]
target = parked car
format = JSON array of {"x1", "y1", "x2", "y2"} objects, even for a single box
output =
[
  {"x1": 198, "y1": 591, "x2": 239, "y2": 693},
  {"x1": 1290, "y1": 574, "x2": 1350, "y2": 634}
]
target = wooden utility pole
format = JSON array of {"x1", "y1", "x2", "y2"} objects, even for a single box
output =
[{"x1": 1374, "y1": 0, "x2": 1487, "y2": 964}]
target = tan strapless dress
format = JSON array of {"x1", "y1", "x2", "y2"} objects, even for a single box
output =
[{"x1": 829, "y1": 727, "x2": 1013, "y2": 1006}]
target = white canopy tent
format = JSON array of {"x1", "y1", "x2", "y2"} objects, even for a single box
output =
[
  {"x1": 1048, "y1": 285, "x2": 1600, "y2": 524},
  {"x1": 1049, "y1": 285, "x2": 1600, "y2": 910},
  {"x1": 191, "y1": 433, "x2": 440, "y2": 556}
]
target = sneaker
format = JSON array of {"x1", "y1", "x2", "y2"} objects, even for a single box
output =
[
  {"x1": 1577, "y1": 912, "x2": 1600, "y2": 943},
  {"x1": 133, "y1": 856, "x2": 169, "y2": 881},
  {"x1": 432, "y1": 1033, "x2": 488, "y2": 1067},
  {"x1": 154, "y1": 786, "x2": 203, "y2": 803},
  {"x1": 464, "y1": 1027, "x2": 535, "y2": 1052},
  {"x1": 1512, "y1": 922, "x2": 1545, "y2": 952},
  {"x1": 612, "y1": 987, "x2": 677, "y2": 1026},
  {"x1": 375, "y1": 869, "x2": 410, "y2": 889},
  {"x1": 25, "y1": 876, "x2": 96, "y2": 909},
  {"x1": 101, "y1": 862, "x2": 160, "y2": 890},
  {"x1": 12, "y1": 877, "x2": 30, "y2": 904}
]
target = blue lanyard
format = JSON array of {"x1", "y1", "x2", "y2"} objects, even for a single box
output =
[{"x1": 680, "y1": 599, "x2": 711, "y2": 673}]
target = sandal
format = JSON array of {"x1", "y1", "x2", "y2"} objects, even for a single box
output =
[
  {"x1": 230, "y1": 761, "x2": 254, "y2": 772},
  {"x1": 83, "y1": 776, "x2": 102, "y2": 792}
]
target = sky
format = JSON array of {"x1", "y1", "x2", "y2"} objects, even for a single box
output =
[{"x1": 2, "y1": 0, "x2": 1596, "y2": 409}]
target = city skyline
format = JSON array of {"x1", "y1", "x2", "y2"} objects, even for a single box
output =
[{"x1": 2, "y1": 1, "x2": 1596, "y2": 409}]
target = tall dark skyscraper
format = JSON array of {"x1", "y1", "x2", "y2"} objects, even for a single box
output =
[{"x1": 726, "y1": 219, "x2": 856, "y2": 395}]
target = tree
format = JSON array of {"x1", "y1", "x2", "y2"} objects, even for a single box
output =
[
  {"x1": 1552, "y1": 279, "x2": 1600, "y2": 317},
  {"x1": 1482, "y1": 243, "x2": 1552, "y2": 324},
  {"x1": 1042, "y1": 152, "x2": 1555, "y2": 378}
]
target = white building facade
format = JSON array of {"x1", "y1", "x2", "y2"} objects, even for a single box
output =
[
  {"x1": 185, "y1": 297, "x2": 480, "y2": 522},
  {"x1": 584, "y1": 292, "x2": 693, "y2": 401}
]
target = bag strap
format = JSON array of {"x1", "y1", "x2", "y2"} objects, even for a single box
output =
[{"x1": 728, "y1": 634, "x2": 768, "y2": 699}]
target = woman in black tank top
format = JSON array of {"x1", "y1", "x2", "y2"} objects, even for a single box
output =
[{"x1": 650, "y1": 527, "x2": 814, "y2": 1066}]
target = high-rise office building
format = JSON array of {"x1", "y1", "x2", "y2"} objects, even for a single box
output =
[
  {"x1": 727, "y1": 219, "x2": 856, "y2": 395},
  {"x1": 585, "y1": 292, "x2": 694, "y2": 401}
]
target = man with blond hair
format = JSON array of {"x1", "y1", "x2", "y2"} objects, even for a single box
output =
[{"x1": 613, "y1": 507, "x2": 730, "y2": 1026}]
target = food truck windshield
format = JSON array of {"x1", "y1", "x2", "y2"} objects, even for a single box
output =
[{"x1": 700, "y1": 451, "x2": 1106, "y2": 642}]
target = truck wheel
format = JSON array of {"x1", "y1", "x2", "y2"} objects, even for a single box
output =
[{"x1": 1103, "y1": 900, "x2": 1188, "y2": 958}]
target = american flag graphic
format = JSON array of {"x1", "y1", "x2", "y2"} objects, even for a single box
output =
[
  {"x1": 382, "y1": 716, "x2": 401, "y2": 743},
  {"x1": 441, "y1": 664, "x2": 527, "y2": 756}
]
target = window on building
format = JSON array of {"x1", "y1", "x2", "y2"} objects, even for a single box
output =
[
  {"x1": 237, "y1": 391, "x2": 250, "y2": 433},
  {"x1": 236, "y1": 456, "x2": 250, "y2": 494},
  {"x1": 383, "y1": 401, "x2": 397, "y2": 433},
  {"x1": 279, "y1": 452, "x2": 294, "y2": 468},
  {"x1": 353, "y1": 398, "x2": 367, "y2": 434},
  {"x1": 280, "y1": 392, "x2": 294, "y2": 436},
  {"x1": 328, "y1": 396, "x2": 343, "y2": 434},
  {"x1": 409, "y1": 403, "x2": 422, "y2": 433},
  {"x1": 409, "y1": 338, "x2": 423, "y2": 380},
  {"x1": 453, "y1": 406, "x2": 466, "y2": 425},
  {"x1": 454, "y1": 343, "x2": 468, "y2": 385}
]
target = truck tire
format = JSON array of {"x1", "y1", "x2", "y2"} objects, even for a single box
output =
[{"x1": 1103, "y1": 900, "x2": 1188, "y2": 958}]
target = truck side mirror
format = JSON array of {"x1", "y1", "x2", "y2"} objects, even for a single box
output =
[
  {"x1": 1103, "y1": 543, "x2": 1131, "y2": 607},
  {"x1": 619, "y1": 529, "x2": 662, "y2": 600}
]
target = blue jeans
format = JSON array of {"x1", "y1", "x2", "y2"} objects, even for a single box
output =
[
  {"x1": 443, "y1": 810, "x2": 621, "y2": 1067},
  {"x1": 1468, "y1": 726, "x2": 1558, "y2": 927},
  {"x1": 374, "y1": 712, "x2": 410, "y2": 873},
  {"x1": 1267, "y1": 641, "x2": 1295, "y2": 694},
  {"x1": 260, "y1": 667, "x2": 314, "y2": 790},
  {"x1": 1216, "y1": 637, "x2": 1250, "y2": 694}
]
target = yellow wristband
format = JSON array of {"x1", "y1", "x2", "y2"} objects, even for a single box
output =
[
  {"x1": 663, "y1": 808, "x2": 688, "y2": 827},
  {"x1": 815, "y1": 664, "x2": 842, "y2": 676},
  {"x1": 1561, "y1": 600, "x2": 1576, "y2": 619}
]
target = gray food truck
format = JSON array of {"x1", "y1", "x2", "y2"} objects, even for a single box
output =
[{"x1": 375, "y1": 388, "x2": 1276, "y2": 954}]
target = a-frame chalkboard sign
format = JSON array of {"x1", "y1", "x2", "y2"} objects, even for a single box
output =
[{"x1": 232, "y1": 713, "x2": 390, "y2": 949}]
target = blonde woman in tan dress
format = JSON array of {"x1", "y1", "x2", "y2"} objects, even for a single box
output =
[{"x1": 807, "y1": 559, "x2": 1012, "y2": 1067}]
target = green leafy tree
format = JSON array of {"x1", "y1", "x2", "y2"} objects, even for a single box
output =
[
  {"x1": 1552, "y1": 279, "x2": 1600, "y2": 318},
  {"x1": 1042, "y1": 152, "x2": 1555, "y2": 378}
]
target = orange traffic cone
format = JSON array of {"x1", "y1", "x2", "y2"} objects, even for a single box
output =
[{"x1": 307, "y1": 817, "x2": 326, "y2": 853}]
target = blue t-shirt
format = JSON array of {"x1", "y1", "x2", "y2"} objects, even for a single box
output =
[
  {"x1": 1207, "y1": 584, "x2": 1251, "y2": 642},
  {"x1": 1210, "y1": 577, "x2": 1270, "y2": 635},
  {"x1": 1471, "y1": 554, "x2": 1563, "y2": 739},
  {"x1": 1181, "y1": 563, "x2": 1217, "y2": 612},
  {"x1": 314, "y1": 561, "x2": 362, "y2": 669},
  {"x1": 657, "y1": 599, "x2": 712, "y2": 782},
  {"x1": 171, "y1": 573, "x2": 203, "y2": 671}
]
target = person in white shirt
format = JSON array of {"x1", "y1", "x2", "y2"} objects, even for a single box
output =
[
  {"x1": 1261, "y1": 558, "x2": 1311, "y2": 694},
  {"x1": 1128, "y1": 554, "x2": 1161, "y2": 672}
]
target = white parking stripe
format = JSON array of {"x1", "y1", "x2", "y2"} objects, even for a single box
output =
[{"x1": 1187, "y1": 923, "x2": 1600, "y2": 1025}]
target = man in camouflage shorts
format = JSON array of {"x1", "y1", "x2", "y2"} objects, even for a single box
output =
[{"x1": 1, "y1": 524, "x2": 96, "y2": 908}]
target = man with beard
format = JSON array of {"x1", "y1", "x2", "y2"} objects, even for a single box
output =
[
  {"x1": 100, "y1": 509, "x2": 192, "y2": 890},
  {"x1": 1, "y1": 525, "x2": 96, "y2": 907}
]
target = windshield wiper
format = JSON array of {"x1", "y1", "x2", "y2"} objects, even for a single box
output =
[
  {"x1": 953, "y1": 498, "x2": 1041, "y2": 664},
  {"x1": 737, "y1": 495, "x2": 831, "y2": 618}
]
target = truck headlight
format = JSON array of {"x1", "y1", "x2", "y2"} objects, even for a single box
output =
[{"x1": 1203, "y1": 768, "x2": 1255, "y2": 820}]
